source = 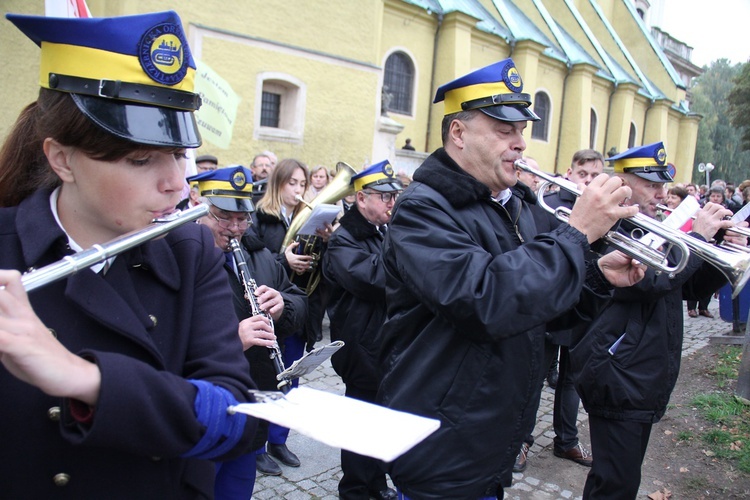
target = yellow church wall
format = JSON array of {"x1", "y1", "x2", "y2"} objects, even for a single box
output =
[
  {"x1": 591, "y1": 77, "x2": 614, "y2": 154},
  {"x1": 381, "y1": 1, "x2": 439, "y2": 154},
  {"x1": 0, "y1": 1, "x2": 45, "y2": 143},
  {"x1": 193, "y1": 29, "x2": 380, "y2": 168},
  {"x1": 0, "y1": 0, "x2": 699, "y2": 180},
  {"x1": 527, "y1": 57, "x2": 568, "y2": 173}
]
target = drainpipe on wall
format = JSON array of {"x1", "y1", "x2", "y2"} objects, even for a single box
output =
[
  {"x1": 641, "y1": 98, "x2": 655, "y2": 145},
  {"x1": 424, "y1": 12, "x2": 444, "y2": 152},
  {"x1": 602, "y1": 81, "x2": 618, "y2": 159},
  {"x1": 553, "y1": 62, "x2": 572, "y2": 173}
]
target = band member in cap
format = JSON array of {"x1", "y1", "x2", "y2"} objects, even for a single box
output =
[
  {"x1": 250, "y1": 158, "x2": 333, "y2": 470},
  {"x1": 375, "y1": 58, "x2": 647, "y2": 499},
  {"x1": 569, "y1": 142, "x2": 745, "y2": 499},
  {"x1": 514, "y1": 149, "x2": 606, "y2": 472},
  {"x1": 190, "y1": 166, "x2": 307, "y2": 496},
  {"x1": 195, "y1": 154, "x2": 219, "y2": 173},
  {"x1": 322, "y1": 160, "x2": 402, "y2": 500},
  {"x1": 0, "y1": 11, "x2": 256, "y2": 497}
]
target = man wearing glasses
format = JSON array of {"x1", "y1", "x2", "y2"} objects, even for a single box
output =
[
  {"x1": 322, "y1": 160, "x2": 403, "y2": 500},
  {"x1": 188, "y1": 166, "x2": 307, "y2": 497}
]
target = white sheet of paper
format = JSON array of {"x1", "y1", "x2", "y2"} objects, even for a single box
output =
[
  {"x1": 296, "y1": 204, "x2": 340, "y2": 236},
  {"x1": 229, "y1": 387, "x2": 440, "y2": 462},
  {"x1": 278, "y1": 341, "x2": 344, "y2": 380},
  {"x1": 639, "y1": 196, "x2": 700, "y2": 248}
]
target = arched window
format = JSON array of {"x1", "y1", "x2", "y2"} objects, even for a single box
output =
[
  {"x1": 628, "y1": 123, "x2": 637, "y2": 148},
  {"x1": 589, "y1": 108, "x2": 598, "y2": 149},
  {"x1": 531, "y1": 91, "x2": 550, "y2": 141},
  {"x1": 384, "y1": 52, "x2": 414, "y2": 115}
]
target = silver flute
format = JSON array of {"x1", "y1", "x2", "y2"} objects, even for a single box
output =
[
  {"x1": 228, "y1": 238, "x2": 291, "y2": 394},
  {"x1": 20, "y1": 204, "x2": 209, "y2": 292}
]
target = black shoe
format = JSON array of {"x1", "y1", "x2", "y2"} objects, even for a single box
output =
[
  {"x1": 513, "y1": 442, "x2": 530, "y2": 473},
  {"x1": 370, "y1": 488, "x2": 397, "y2": 500},
  {"x1": 255, "y1": 453, "x2": 282, "y2": 475},
  {"x1": 267, "y1": 443, "x2": 301, "y2": 467},
  {"x1": 547, "y1": 365, "x2": 559, "y2": 389}
]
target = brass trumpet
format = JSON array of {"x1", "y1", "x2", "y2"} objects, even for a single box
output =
[
  {"x1": 517, "y1": 159, "x2": 750, "y2": 297},
  {"x1": 514, "y1": 159, "x2": 690, "y2": 278}
]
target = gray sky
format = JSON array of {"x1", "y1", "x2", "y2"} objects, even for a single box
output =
[{"x1": 651, "y1": 0, "x2": 750, "y2": 67}]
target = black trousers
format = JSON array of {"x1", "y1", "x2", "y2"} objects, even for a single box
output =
[
  {"x1": 583, "y1": 415, "x2": 652, "y2": 499},
  {"x1": 339, "y1": 386, "x2": 389, "y2": 499}
]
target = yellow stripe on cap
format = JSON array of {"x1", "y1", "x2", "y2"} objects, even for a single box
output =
[
  {"x1": 613, "y1": 157, "x2": 663, "y2": 172},
  {"x1": 40, "y1": 42, "x2": 195, "y2": 92},
  {"x1": 354, "y1": 172, "x2": 389, "y2": 192},
  {"x1": 199, "y1": 179, "x2": 253, "y2": 195},
  {"x1": 444, "y1": 82, "x2": 518, "y2": 115}
]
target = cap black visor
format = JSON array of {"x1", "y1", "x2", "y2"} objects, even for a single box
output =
[
  {"x1": 72, "y1": 93, "x2": 202, "y2": 148},
  {"x1": 364, "y1": 180, "x2": 404, "y2": 192},
  {"x1": 478, "y1": 103, "x2": 540, "y2": 122},
  {"x1": 631, "y1": 170, "x2": 674, "y2": 183},
  {"x1": 208, "y1": 197, "x2": 255, "y2": 213}
]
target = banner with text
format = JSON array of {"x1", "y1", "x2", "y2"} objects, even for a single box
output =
[{"x1": 194, "y1": 58, "x2": 240, "y2": 149}]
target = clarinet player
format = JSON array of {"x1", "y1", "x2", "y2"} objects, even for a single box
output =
[{"x1": 190, "y1": 166, "x2": 307, "y2": 497}]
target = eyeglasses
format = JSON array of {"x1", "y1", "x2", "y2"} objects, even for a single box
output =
[
  {"x1": 363, "y1": 191, "x2": 399, "y2": 203},
  {"x1": 208, "y1": 211, "x2": 252, "y2": 230}
]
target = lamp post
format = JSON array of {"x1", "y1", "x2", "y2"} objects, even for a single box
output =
[{"x1": 698, "y1": 162, "x2": 715, "y2": 187}]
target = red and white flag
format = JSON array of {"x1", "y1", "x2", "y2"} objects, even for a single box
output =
[{"x1": 45, "y1": 0, "x2": 91, "y2": 18}]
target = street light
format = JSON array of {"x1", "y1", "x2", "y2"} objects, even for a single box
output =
[{"x1": 698, "y1": 162, "x2": 715, "y2": 187}]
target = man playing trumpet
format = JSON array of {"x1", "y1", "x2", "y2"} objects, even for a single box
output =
[
  {"x1": 569, "y1": 142, "x2": 747, "y2": 499},
  {"x1": 376, "y1": 58, "x2": 647, "y2": 499}
]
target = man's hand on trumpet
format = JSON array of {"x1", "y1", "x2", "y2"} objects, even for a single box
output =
[
  {"x1": 566, "y1": 173, "x2": 638, "y2": 244},
  {"x1": 597, "y1": 251, "x2": 648, "y2": 288},
  {"x1": 692, "y1": 202, "x2": 736, "y2": 242}
]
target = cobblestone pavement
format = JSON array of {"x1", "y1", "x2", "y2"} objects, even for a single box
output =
[{"x1": 254, "y1": 301, "x2": 733, "y2": 499}]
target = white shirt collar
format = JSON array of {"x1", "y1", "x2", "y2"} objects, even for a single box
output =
[{"x1": 49, "y1": 187, "x2": 113, "y2": 274}]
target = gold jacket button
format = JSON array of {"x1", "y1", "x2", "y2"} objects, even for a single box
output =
[
  {"x1": 149, "y1": 314, "x2": 158, "y2": 328},
  {"x1": 47, "y1": 406, "x2": 61, "y2": 421},
  {"x1": 53, "y1": 473, "x2": 70, "y2": 487}
]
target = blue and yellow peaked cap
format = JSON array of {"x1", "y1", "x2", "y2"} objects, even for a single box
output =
[
  {"x1": 609, "y1": 142, "x2": 673, "y2": 183},
  {"x1": 187, "y1": 166, "x2": 255, "y2": 213},
  {"x1": 351, "y1": 160, "x2": 404, "y2": 193},
  {"x1": 433, "y1": 59, "x2": 540, "y2": 122},
  {"x1": 6, "y1": 11, "x2": 202, "y2": 148}
]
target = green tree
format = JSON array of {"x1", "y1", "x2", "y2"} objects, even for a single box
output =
[
  {"x1": 690, "y1": 59, "x2": 750, "y2": 185},
  {"x1": 729, "y1": 61, "x2": 750, "y2": 152}
]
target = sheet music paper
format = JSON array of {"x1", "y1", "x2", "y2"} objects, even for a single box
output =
[
  {"x1": 229, "y1": 386, "x2": 440, "y2": 462},
  {"x1": 639, "y1": 196, "x2": 700, "y2": 249},
  {"x1": 297, "y1": 204, "x2": 340, "y2": 236},
  {"x1": 731, "y1": 201, "x2": 750, "y2": 224},
  {"x1": 278, "y1": 341, "x2": 344, "y2": 380}
]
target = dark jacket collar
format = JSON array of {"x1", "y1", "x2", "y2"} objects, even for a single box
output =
[
  {"x1": 338, "y1": 204, "x2": 379, "y2": 241},
  {"x1": 241, "y1": 230, "x2": 268, "y2": 252},
  {"x1": 17, "y1": 189, "x2": 181, "y2": 291},
  {"x1": 413, "y1": 148, "x2": 536, "y2": 208}
]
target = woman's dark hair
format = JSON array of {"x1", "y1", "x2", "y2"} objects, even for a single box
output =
[
  {"x1": 668, "y1": 186, "x2": 688, "y2": 201},
  {"x1": 0, "y1": 89, "x2": 151, "y2": 207}
]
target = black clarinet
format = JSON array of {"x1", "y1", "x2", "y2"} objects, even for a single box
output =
[{"x1": 229, "y1": 238, "x2": 291, "y2": 394}]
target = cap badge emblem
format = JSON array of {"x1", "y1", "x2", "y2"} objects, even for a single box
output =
[{"x1": 139, "y1": 22, "x2": 189, "y2": 85}]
